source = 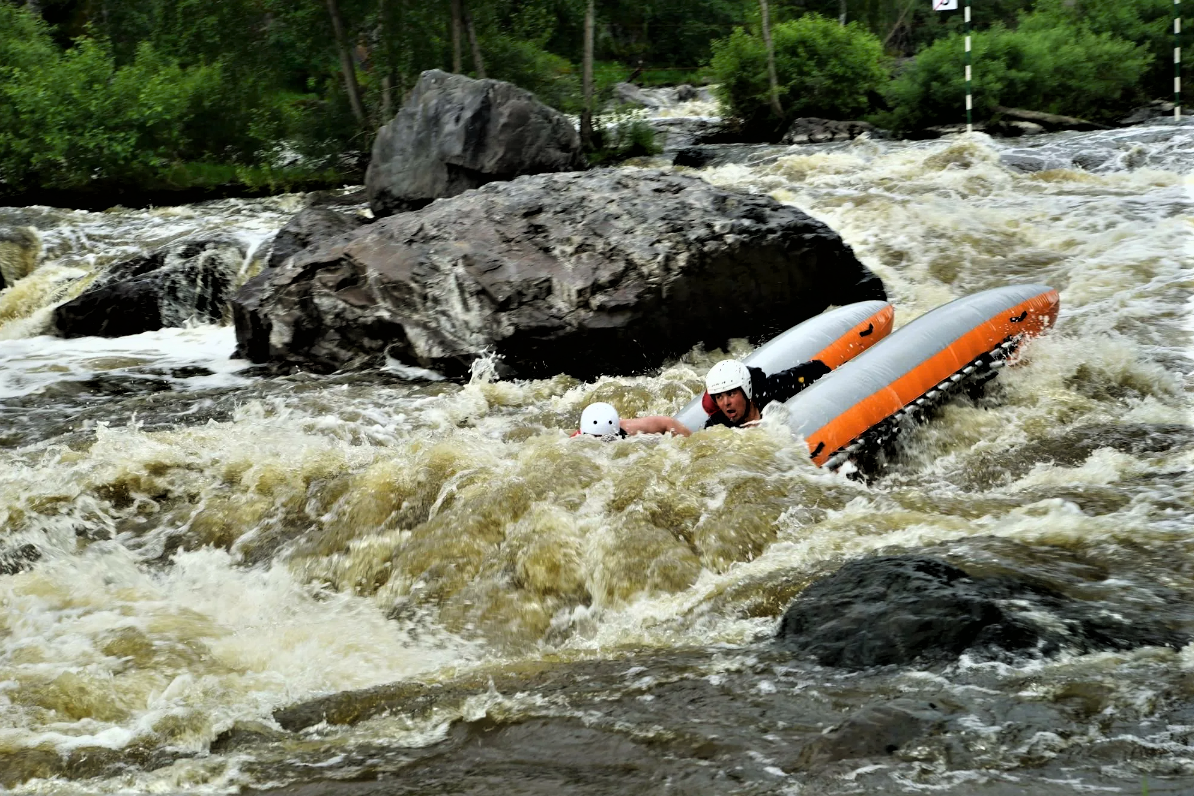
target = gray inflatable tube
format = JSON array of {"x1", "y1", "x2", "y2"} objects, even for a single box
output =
[{"x1": 783, "y1": 283, "x2": 1060, "y2": 466}]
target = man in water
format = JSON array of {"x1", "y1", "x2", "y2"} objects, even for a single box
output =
[
  {"x1": 575, "y1": 402, "x2": 692, "y2": 438},
  {"x1": 701, "y1": 358, "x2": 830, "y2": 429},
  {"x1": 575, "y1": 357, "x2": 828, "y2": 438}
]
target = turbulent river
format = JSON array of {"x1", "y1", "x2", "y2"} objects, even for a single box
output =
[{"x1": 1, "y1": 122, "x2": 1192, "y2": 795}]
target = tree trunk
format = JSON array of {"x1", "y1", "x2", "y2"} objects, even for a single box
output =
[
  {"x1": 326, "y1": 0, "x2": 367, "y2": 126},
  {"x1": 449, "y1": 0, "x2": 463, "y2": 73},
  {"x1": 580, "y1": 0, "x2": 595, "y2": 149},
  {"x1": 759, "y1": 0, "x2": 783, "y2": 119},
  {"x1": 463, "y1": 1, "x2": 485, "y2": 78},
  {"x1": 839, "y1": 0, "x2": 847, "y2": 25},
  {"x1": 377, "y1": 0, "x2": 394, "y2": 120},
  {"x1": 883, "y1": 0, "x2": 917, "y2": 48}
]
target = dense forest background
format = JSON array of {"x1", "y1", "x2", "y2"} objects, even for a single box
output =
[{"x1": 0, "y1": 0, "x2": 1183, "y2": 200}]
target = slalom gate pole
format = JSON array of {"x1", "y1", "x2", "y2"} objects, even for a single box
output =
[
  {"x1": 965, "y1": 0, "x2": 973, "y2": 133},
  {"x1": 1177, "y1": 0, "x2": 1183, "y2": 119}
]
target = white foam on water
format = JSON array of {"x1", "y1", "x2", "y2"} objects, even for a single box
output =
[
  {"x1": 0, "y1": 544, "x2": 470, "y2": 759},
  {"x1": 0, "y1": 325, "x2": 251, "y2": 399}
]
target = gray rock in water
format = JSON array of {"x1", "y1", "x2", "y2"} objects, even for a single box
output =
[
  {"x1": 612, "y1": 82, "x2": 662, "y2": 109},
  {"x1": 795, "y1": 699, "x2": 948, "y2": 766},
  {"x1": 54, "y1": 237, "x2": 246, "y2": 338},
  {"x1": 267, "y1": 208, "x2": 366, "y2": 269},
  {"x1": 998, "y1": 151, "x2": 1064, "y2": 173},
  {"x1": 232, "y1": 169, "x2": 885, "y2": 379},
  {"x1": 781, "y1": 118, "x2": 885, "y2": 145},
  {"x1": 610, "y1": 83, "x2": 716, "y2": 111},
  {"x1": 366, "y1": 70, "x2": 586, "y2": 218},
  {"x1": 984, "y1": 120, "x2": 1047, "y2": 138},
  {"x1": 648, "y1": 117, "x2": 735, "y2": 150},
  {"x1": 0, "y1": 543, "x2": 40, "y2": 576},
  {"x1": 776, "y1": 555, "x2": 1189, "y2": 670},
  {"x1": 1119, "y1": 100, "x2": 1177, "y2": 126}
]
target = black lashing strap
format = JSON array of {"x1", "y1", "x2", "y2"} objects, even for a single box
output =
[
  {"x1": 859, "y1": 323, "x2": 874, "y2": 337},
  {"x1": 810, "y1": 441, "x2": 825, "y2": 457},
  {"x1": 1009, "y1": 310, "x2": 1028, "y2": 323}
]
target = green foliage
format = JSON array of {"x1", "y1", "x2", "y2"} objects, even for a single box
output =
[
  {"x1": 1029, "y1": 0, "x2": 1178, "y2": 97},
  {"x1": 604, "y1": 0, "x2": 747, "y2": 67},
  {"x1": 0, "y1": 10, "x2": 220, "y2": 191},
  {"x1": 0, "y1": 3, "x2": 311, "y2": 193},
  {"x1": 710, "y1": 14, "x2": 889, "y2": 136},
  {"x1": 3, "y1": 0, "x2": 1172, "y2": 200},
  {"x1": 0, "y1": 2, "x2": 58, "y2": 72},
  {"x1": 772, "y1": 0, "x2": 1035, "y2": 54},
  {"x1": 484, "y1": 35, "x2": 581, "y2": 113},
  {"x1": 587, "y1": 113, "x2": 662, "y2": 165},
  {"x1": 883, "y1": 19, "x2": 1152, "y2": 132}
]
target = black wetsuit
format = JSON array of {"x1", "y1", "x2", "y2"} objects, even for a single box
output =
[{"x1": 704, "y1": 360, "x2": 831, "y2": 429}]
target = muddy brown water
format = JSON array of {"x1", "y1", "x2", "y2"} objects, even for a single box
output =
[{"x1": 0, "y1": 125, "x2": 1192, "y2": 794}]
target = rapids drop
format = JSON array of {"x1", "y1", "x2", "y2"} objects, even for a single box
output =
[{"x1": 1, "y1": 126, "x2": 1192, "y2": 794}]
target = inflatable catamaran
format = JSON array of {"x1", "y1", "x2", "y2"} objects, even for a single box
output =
[
  {"x1": 785, "y1": 283, "x2": 1059, "y2": 469},
  {"x1": 673, "y1": 300, "x2": 895, "y2": 432}
]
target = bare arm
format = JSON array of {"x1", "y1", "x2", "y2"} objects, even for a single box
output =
[{"x1": 620, "y1": 415, "x2": 692, "y2": 437}]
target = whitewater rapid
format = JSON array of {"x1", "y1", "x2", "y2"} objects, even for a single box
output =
[{"x1": 0, "y1": 125, "x2": 1191, "y2": 794}]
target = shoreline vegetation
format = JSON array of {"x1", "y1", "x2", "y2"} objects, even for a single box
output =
[{"x1": 0, "y1": 0, "x2": 1183, "y2": 209}]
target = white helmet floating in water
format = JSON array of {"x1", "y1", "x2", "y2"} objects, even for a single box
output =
[
  {"x1": 705, "y1": 359, "x2": 752, "y2": 400},
  {"x1": 580, "y1": 402, "x2": 621, "y2": 436}
]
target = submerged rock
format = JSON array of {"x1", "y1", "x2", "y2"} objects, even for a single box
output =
[
  {"x1": 994, "y1": 106, "x2": 1109, "y2": 132},
  {"x1": 53, "y1": 237, "x2": 245, "y2": 338},
  {"x1": 366, "y1": 69, "x2": 586, "y2": 218},
  {"x1": 776, "y1": 555, "x2": 1188, "y2": 669},
  {"x1": 0, "y1": 543, "x2": 40, "y2": 576},
  {"x1": 232, "y1": 169, "x2": 884, "y2": 379},
  {"x1": 795, "y1": 698, "x2": 948, "y2": 766},
  {"x1": 0, "y1": 226, "x2": 40, "y2": 291},
  {"x1": 267, "y1": 207, "x2": 365, "y2": 269}
]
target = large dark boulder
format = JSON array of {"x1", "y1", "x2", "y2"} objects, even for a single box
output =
[
  {"x1": 777, "y1": 555, "x2": 1188, "y2": 670},
  {"x1": 366, "y1": 70, "x2": 586, "y2": 218},
  {"x1": 267, "y1": 208, "x2": 366, "y2": 269},
  {"x1": 231, "y1": 169, "x2": 885, "y2": 379},
  {"x1": 53, "y1": 237, "x2": 245, "y2": 338}
]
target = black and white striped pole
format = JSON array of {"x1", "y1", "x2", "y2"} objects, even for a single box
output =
[
  {"x1": 965, "y1": 0, "x2": 973, "y2": 132},
  {"x1": 1177, "y1": 0, "x2": 1183, "y2": 119},
  {"x1": 932, "y1": 0, "x2": 969, "y2": 130}
]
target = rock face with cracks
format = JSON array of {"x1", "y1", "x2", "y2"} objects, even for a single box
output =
[
  {"x1": 54, "y1": 237, "x2": 245, "y2": 338},
  {"x1": 365, "y1": 69, "x2": 586, "y2": 218},
  {"x1": 231, "y1": 169, "x2": 885, "y2": 379},
  {"x1": 776, "y1": 555, "x2": 1189, "y2": 669},
  {"x1": 267, "y1": 208, "x2": 365, "y2": 269}
]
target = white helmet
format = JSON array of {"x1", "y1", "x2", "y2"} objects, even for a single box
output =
[
  {"x1": 705, "y1": 359, "x2": 752, "y2": 400},
  {"x1": 579, "y1": 402, "x2": 621, "y2": 436}
]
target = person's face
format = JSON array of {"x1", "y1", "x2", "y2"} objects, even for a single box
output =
[{"x1": 713, "y1": 388, "x2": 749, "y2": 424}]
